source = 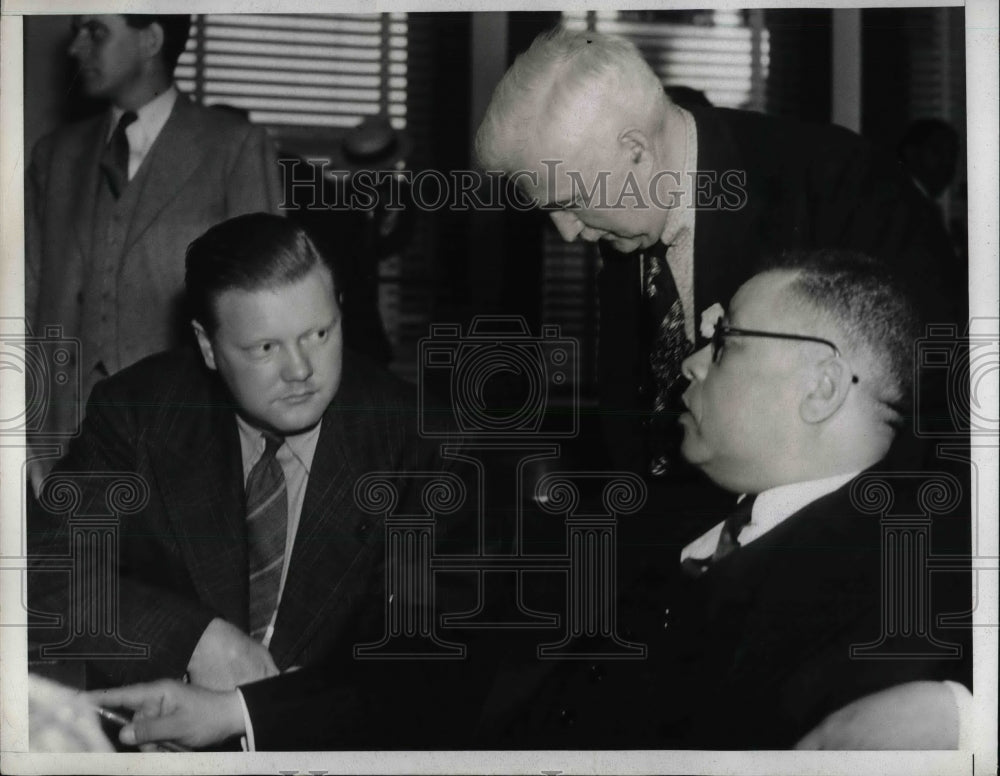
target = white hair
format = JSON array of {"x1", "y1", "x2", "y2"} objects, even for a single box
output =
[{"x1": 475, "y1": 27, "x2": 668, "y2": 172}]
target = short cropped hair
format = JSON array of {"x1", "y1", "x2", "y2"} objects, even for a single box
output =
[
  {"x1": 185, "y1": 213, "x2": 335, "y2": 335},
  {"x1": 124, "y1": 15, "x2": 191, "y2": 77},
  {"x1": 767, "y1": 250, "x2": 920, "y2": 421},
  {"x1": 475, "y1": 27, "x2": 666, "y2": 172}
]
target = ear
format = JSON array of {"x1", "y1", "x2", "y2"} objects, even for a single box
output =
[
  {"x1": 192, "y1": 321, "x2": 218, "y2": 371},
  {"x1": 138, "y1": 21, "x2": 164, "y2": 62},
  {"x1": 618, "y1": 128, "x2": 652, "y2": 166},
  {"x1": 800, "y1": 357, "x2": 853, "y2": 424}
]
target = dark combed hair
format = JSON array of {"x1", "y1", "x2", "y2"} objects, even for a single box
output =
[
  {"x1": 766, "y1": 249, "x2": 921, "y2": 421},
  {"x1": 124, "y1": 15, "x2": 191, "y2": 77},
  {"x1": 185, "y1": 213, "x2": 335, "y2": 334}
]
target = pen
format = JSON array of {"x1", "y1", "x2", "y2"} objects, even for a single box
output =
[{"x1": 93, "y1": 706, "x2": 190, "y2": 753}]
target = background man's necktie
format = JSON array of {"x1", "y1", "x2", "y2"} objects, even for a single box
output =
[
  {"x1": 643, "y1": 241, "x2": 692, "y2": 476},
  {"x1": 99, "y1": 111, "x2": 137, "y2": 198},
  {"x1": 681, "y1": 495, "x2": 757, "y2": 578},
  {"x1": 246, "y1": 432, "x2": 287, "y2": 641}
]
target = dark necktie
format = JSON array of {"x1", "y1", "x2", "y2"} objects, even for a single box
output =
[
  {"x1": 99, "y1": 111, "x2": 137, "y2": 198},
  {"x1": 643, "y1": 242, "x2": 691, "y2": 476},
  {"x1": 246, "y1": 431, "x2": 287, "y2": 641},
  {"x1": 681, "y1": 495, "x2": 757, "y2": 578}
]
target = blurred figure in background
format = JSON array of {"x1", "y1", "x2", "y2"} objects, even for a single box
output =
[{"x1": 26, "y1": 14, "x2": 281, "y2": 488}]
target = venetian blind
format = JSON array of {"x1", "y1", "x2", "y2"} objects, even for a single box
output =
[{"x1": 175, "y1": 13, "x2": 408, "y2": 138}]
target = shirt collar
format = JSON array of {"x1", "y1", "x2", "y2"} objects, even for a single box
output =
[
  {"x1": 659, "y1": 104, "x2": 698, "y2": 247},
  {"x1": 680, "y1": 470, "x2": 860, "y2": 562},
  {"x1": 108, "y1": 85, "x2": 178, "y2": 154},
  {"x1": 236, "y1": 414, "x2": 323, "y2": 478}
]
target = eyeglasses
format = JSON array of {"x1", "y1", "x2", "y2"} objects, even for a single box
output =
[{"x1": 711, "y1": 320, "x2": 859, "y2": 384}]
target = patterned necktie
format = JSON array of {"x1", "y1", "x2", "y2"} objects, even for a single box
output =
[
  {"x1": 99, "y1": 111, "x2": 137, "y2": 198},
  {"x1": 643, "y1": 241, "x2": 692, "y2": 476},
  {"x1": 681, "y1": 495, "x2": 757, "y2": 579},
  {"x1": 246, "y1": 431, "x2": 287, "y2": 641}
]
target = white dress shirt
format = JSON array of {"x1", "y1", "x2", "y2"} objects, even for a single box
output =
[
  {"x1": 680, "y1": 471, "x2": 860, "y2": 563},
  {"x1": 235, "y1": 417, "x2": 321, "y2": 751},
  {"x1": 108, "y1": 85, "x2": 178, "y2": 179}
]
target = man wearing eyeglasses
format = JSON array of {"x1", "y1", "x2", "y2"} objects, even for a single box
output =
[
  {"x1": 86, "y1": 251, "x2": 970, "y2": 751},
  {"x1": 479, "y1": 250, "x2": 971, "y2": 750},
  {"x1": 475, "y1": 28, "x2": 963, "y2": 490}
]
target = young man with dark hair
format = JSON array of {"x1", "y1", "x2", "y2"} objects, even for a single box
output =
[
  {"x1": 28, "y1": 214, "x2": 444, "y2": 712},
  {"x1": 26, "y1": 14, "x2": 282, "y2": 467}
]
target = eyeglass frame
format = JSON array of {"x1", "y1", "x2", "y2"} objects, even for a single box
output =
[{"x1": 710, "y1": 320, "x2": 860, "y2": 384}]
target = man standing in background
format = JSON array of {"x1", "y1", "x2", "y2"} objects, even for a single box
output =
[{"x1": 26, "y1": 14, "x2": 281, "y2": 484}]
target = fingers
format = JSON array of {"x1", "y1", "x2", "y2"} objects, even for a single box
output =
[
  {"x1": 86, "y1": 680, "x2": 176, "y2": 713},
  {"x1": 124, "y1": 709, "x2": 189, "y2": 747}
]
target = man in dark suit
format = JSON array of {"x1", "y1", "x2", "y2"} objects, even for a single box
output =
[
  {"x1": 474, "y1": 28, "x2": 962, "y2": 484},
  {"x1": 26, "y1": 14, "x2": 280, "y2": 466},
  {"x1": 28, "y1": 214, "x2": 446, "y2": 699},
  {"x1": 87, "y1": 251, "x2": 970, "y2": 752},
  {"x1": 482, "y1": 250, "x2": 971, "y2": 749}
]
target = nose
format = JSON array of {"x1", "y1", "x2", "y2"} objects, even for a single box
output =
[
  {"x1": 549, "y1": 210, "x2": 584, "y2": 242},
  {"x1": 681, "y1": 344, "x2": 713, "y2": 383},
  {"x1": 68, "y1": 29, "x2": 89, "y2": 59},
  {"x1": 282, "y1": 343, "x2": 313, "y2": 383},
  {"x1": 68, "y1": 33, "x2": 84, "y2": 58}
]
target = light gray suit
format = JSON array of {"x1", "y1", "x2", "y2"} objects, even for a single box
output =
[{"x1": 26, "y1": 93, "x2": 281, "y2": 438}]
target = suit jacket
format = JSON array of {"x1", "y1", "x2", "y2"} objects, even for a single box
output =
[
  {"x1": 25, "y1": 94, "x2": 281, "y2": 436},
  {"x1": 598, "y1": 106, "x2": 963, "y2": 477},
  {"x1": 27, "y1": 347, "x2": 444, "y2": 688},
  {"x1": 485, "y1": 464, "x2": 971, "y2": 749}
]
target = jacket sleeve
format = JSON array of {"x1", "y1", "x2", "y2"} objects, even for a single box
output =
[
  {"x1": 27, "y1": 376, "x2": 218, "y2": 687},
  {"x1": 224, "y1": 123, "x2": 283, "y2": 218},
  {"x1": 24, "y1": 136, "x2": 51, "y2": 329}
]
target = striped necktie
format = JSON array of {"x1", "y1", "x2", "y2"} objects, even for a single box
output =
[
  {"x1": 246, "y1": 431, "x2": 287, "y2": 641},
  {"x1": 681, "y1": 495, "x2": 757, "y2": 579},
  {"x1": 643, "y1": 241, "x2": 691, "y2": 476},
  {"x1": 99, "y1": 110, "x2": 137, "y2": 198}
]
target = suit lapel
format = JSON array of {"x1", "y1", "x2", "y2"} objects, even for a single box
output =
[
  {"x1": 689, "y1": 108, "x2": 762, "y2": 346},
  {"x1": 151, "y1": 381, "x2": 250, "y2": 629},
  {"x1": 70, "y1": 115, "x2": 110, "y2": 263},
  {"x1": 124, "y1": 96, "x2": 209, "y2": 254},
  {"x1": 268, "y1": 383, "x2": 380, "y2": 667}
]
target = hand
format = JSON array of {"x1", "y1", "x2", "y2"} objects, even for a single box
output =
[
  {"x1": 186, "y1": 617, "x2": 278, "y2": 691},
  {"x1": 795, "y1": 681, "x2": 961, "y2": 750},
  {"x1": 87, "y1": 680, "x2": 245, "y2": 749}
]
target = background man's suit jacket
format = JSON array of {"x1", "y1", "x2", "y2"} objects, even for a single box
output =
[
  {"x1": 598, "y1": 106, "x2": 963, "y2": 478},
  {"x1": 483, "y1": 462, "x2": 972, "y2": 749},
  {"x1": 25, "y1": 95, "x2": 281, "y2": 435},
  {"x1": 27, "y1": 347, "x2": 446, "y2": 688}
]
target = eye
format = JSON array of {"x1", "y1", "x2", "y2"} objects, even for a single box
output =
[
  {"x1": 84, "y1": 22, "x2": 107, "y2": 42},
  {"x1": 249, "y1": 342, "x2": 276, "y2": 359}
]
